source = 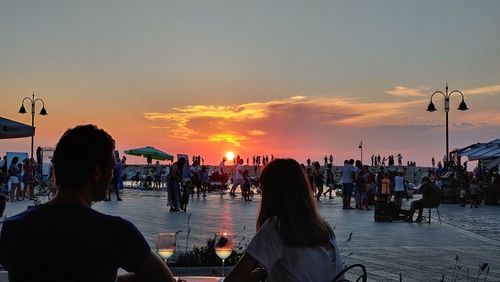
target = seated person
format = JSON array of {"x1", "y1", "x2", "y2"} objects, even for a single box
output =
[
  {"x1": 225, "y1": 158, "x2": 344, "y2": 282},
  {"x1": 406, "y1": 177, "x2": 441, "y2": 223},
  {"x1": 0, "y1": 125, "x2": 174, "y2": 282}
]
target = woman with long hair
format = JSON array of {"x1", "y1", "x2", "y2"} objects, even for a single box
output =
[
  {"x1": 225, "y1": 158, "x2": 343, "y2": 282},
  {"x1": 8, "y1": 157, "x2": 22, "y2": 201},
  {"x1": 22, "y1": 158, "x2": 36, "y2": 200}
]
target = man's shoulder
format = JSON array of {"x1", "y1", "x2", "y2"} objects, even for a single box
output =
[{"x1": 6, "y1": 204, "x2": 123, "y2": 225}]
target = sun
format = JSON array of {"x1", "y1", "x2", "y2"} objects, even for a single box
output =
[{"x1": 225, "y1": 151, "x2": 235, "y2": 162}]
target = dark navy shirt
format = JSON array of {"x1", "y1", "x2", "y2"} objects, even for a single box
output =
[{"x1": 0, "y1": 204, "x2": 150, "y2": 282}]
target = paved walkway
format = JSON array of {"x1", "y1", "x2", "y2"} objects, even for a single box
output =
[{"x1": 2, "y1": 189, "x2": 499, "y2": 281}]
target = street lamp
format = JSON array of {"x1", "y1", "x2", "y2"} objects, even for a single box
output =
[
  {"x1": 426, "y1": 83, "x2": 468, "y2": 164},
  {"x1": 18, "y1": 92, "x2": 48, "y2": 159}
]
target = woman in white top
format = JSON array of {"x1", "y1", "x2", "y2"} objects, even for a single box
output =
[{"x1": 225, "y1": 158, "x2": 343, "y2": 282}]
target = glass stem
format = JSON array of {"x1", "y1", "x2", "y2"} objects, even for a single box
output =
[{"x1": 222, "y1": 258, "x2": 225, "y2": 277}]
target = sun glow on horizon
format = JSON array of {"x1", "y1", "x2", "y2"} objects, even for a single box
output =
[{"x1": 225, "y1": 151, "x2": 235, "y2": 162}]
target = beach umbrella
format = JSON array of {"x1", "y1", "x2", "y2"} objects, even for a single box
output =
[
  {"x1": 0, "y1": 117, "x2": 35, "y2": 139},
  {"x1": 124, "y1": 146, "x2": 174, "y2": 161}
]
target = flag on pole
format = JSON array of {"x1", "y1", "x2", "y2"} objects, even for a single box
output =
[{"x1": 359, "y1": 140, "x2": 362, "y2": 149}]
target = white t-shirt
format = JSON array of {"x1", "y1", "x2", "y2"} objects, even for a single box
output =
[
  {"x1": 394, "y1": 175, "x2": 405, "y2": 192},
  {"x1": 235, "y1": 164, "x2": 243, "y2": 180},
  {"x1": 245, "y1": 217, "x2": 344, "y2": 282},
  {"x1": 341, "y1": 164, "x2": 356, "y2": 184}
]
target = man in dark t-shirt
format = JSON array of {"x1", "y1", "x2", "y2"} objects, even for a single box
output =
[
  {"x1": 0, "y1": 125, "x2": 174, "y2": 282},
  {"x1": 406, "y1": 177, "x2": 441, "y2": 223}
]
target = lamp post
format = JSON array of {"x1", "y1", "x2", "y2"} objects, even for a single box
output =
[
  {"x1": 426, "y1": 83, "x2": 468, "y2": 164},
  {"x1": 18, "y1": 92, "x2": 48, "y2": 159},
  {"x1": 358, "y1": 140, "x2": 363, "y2": 164}
]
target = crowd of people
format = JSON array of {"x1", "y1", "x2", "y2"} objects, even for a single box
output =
[
  {"x1": 0, "y1": 155, "x2": 50, "y2": 202},
  {"x1": 1, "y1": 124, "x2": 498, "y2": 281},
  {"x1": 0, "y1": 125, "x2": 346, "y2": 281}
]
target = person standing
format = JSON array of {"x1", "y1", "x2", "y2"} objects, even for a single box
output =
[
  {"x1": 200, "y1": 165, "x2": 209, "y2": 198},
  {"x1": 219, "y1": 156, "x2": 226, "y2": 174},
  {"x1": 355, "y1": 165, "x2": 370, "y2": 210},
  {"x1": 106, "y1": 159, "x2": 123, "y2": 201},
  {"x1": 469, "y1": 179, "x2": 480, "y2": 208},
  {"x1": 8, "y1": 157, "x2": 22, "y2": 202},
  {"x1": 22, "y1": 158, "x2": 36, "y2": 200},
  {"x1": 341, "y1": 159, "x2": 356, "y2": 209},
  {"x1": 167, "y1": 158, "x2": 185, "y2": 212},
  {"x1": 242, "y1": 170, "x2": 251, "y2": 202},
  {"x1": 0, "y1": 156, "x2": 7, "y2": 175},
  {"x1": 393, "y1": 172, "x2": 406, "y2": 206},
  {"x1": 0, "y1": 124, "x2": 174, "y2": 281}
]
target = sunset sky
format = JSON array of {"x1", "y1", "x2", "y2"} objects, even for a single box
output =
[{"x1": 1, "y1": 1, "x2": 499, "y2": 166}]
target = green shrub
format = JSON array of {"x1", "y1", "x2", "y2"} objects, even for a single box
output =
[{"x1": 175, "y1": 237, "x2": 243, "y2": 267}]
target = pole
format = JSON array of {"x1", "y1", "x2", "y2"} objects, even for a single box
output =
[
  {"x1": 30, "y1": 93, "x2": 35, "y2": 159},
  {"x1": 445, "y1": 110, "x2": 449, "y2": 164},
  {"x1": 359, "y1": 140, "x2": 363, "y2": 164},
  {"x1": 427, "y1": 83, "x2": 468, "y2": 168},
  {"x1": 444, "y1": 83, "x2": 449, "y2": 165}
]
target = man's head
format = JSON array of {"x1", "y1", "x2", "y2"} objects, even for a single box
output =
[{"x1": 53, "y1": 125, "x2": 115, "y2": 200}]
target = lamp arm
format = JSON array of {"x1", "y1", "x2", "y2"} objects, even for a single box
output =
[
  {"x1": 448, "y1": 90, "x2": 465, "y2": 100},
  {"x1": 21, "y1": 96, "x2": 33, "y2": 105},
  {"x1": 34, "y1": 98, "x2": 46, "y2": 107},
  {"x1": 430, "y1": 91, "x2": 445, "y2": 101}
]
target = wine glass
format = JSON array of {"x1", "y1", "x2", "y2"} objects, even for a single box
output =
[
  {"x1": 157, "y1": 232, "x2": 176, "y2": 262},
  {"x1": 214, "y1": 232, "x2": 234, "y2": 277}
]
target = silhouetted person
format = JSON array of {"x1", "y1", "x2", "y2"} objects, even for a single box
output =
[{"x1": 0, "y1": 125, "x2": 174, "y2": 281}]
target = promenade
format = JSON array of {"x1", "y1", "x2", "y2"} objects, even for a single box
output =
[{"x1": 2, "y1": 188, "x2": 500, "y2": 281}]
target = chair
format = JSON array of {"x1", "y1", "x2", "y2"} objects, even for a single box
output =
[
  {"x1": 333, "y1": 263, "x2": 367, "y2": 282},
  {"x1": 420, "y1": 205, "x2": 441, "y2": 224}
]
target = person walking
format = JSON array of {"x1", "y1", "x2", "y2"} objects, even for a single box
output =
[
  {"x1": 323, "y1": 163, "x2": 335, "y2": 199},
  {"x1": 313, "y1": 162, "x2": 324, "y2": 201},
  {"x1": 230, "y1": 159, "x2": 244, "y2": 196},
  {"x1": 0, "y1": 124, "x2": 174, "y2": 281},
  {"x1": 225, "y1": 159, "x2": 344, "y2": 282}
]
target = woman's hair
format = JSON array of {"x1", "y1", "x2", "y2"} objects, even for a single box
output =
[{"x1": 257, "y1": 158, "x2": 334, "y2": 248}]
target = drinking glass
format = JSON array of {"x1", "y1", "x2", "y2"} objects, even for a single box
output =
[
  {"x1": 214, "y1": 232, "x2": 234, "y2": 277},
  {"x1": 157, "y1": 232, "x2": 176, "y2": 262}
]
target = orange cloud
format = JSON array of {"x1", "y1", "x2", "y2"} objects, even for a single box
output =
[
  {"x1": 207, "y1": 133, "x2": 248, "y2": 147},
  {"x1": 142, "y1": 96, "x2": 429, "y2": 148},
  {"x1": 385, "y1": 86, "x2": 429, "y2": 97},
  {"x1": 249, "y1": 130, "x2": 266, "y2": 136},
  {"x1": 464, "y1": 84, "x2": 500, "y2": 96}
]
